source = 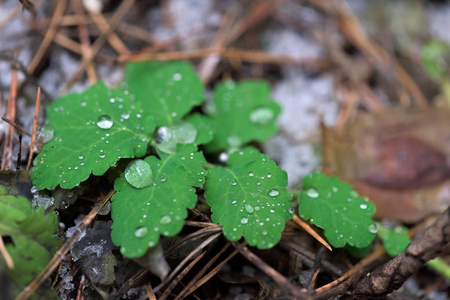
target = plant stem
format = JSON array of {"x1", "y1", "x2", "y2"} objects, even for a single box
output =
[{"x1": 289, "y1": 189, "x2": 302, "y2": 198}]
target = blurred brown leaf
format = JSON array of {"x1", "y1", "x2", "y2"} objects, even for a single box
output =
[{"x1": 322, "y1": 109, "x2": 450, "y2": 223}]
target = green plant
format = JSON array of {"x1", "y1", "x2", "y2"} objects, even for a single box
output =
[
  {"x1": 0, "y1": 171, "x2": 61, "y2": 298},
  {"x1": 30, "y1": 61, "x2": 379, "y2": 258},
  {"x1": 298, "y1": 172, "x2": 377, "y2": 248},
  {"x1": 376, "y1": 222, "x2": 410, "y2": 256}
]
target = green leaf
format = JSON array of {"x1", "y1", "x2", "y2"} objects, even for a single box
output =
[
  {"x1": 0, "y1": 171, "x2": 61, "y2": 294},
  {"x1": 427, "y1": 258, "x2": 450, "y2": 279},
  {"x1": 185, "y1": 113, "x2": 215, "y2": 145},
  {"x1": 205, "y1": 81, "x2": 281, "y2": 152},
  {"x1": 31, "y1": 81, "x2": 154, "y2": 190},
  {"x1": 111, "y1": 144, "x2": 206, "y2": 258},
  {"x1": 122, "y1": 61, "x2": 204, "y2": 126},
  {"x1": 204, "y1": 147, "x2": 293, "y2": 249},
  {"x1": 421, "y1": 40, "x2": 450, "y2": 81},
  {"x1": 346, "y1": 243, "x2": 373, "y2": 258},
  {"x1": 32, "y1": 61, "x2": 205, "y2": 190},
  {"x1": 298, "y1": 172, "x2": 377, "y2": 248},
  {"x1": 376, "y1": 222, "x2": 410, "y2": 256}
]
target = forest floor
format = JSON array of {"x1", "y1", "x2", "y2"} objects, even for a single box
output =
[{"x1": 1, "y1": 0, "x2": 450, "y2": 299}]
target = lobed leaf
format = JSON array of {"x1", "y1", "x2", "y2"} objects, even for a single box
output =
[
  {"x1": 376, "y1": 222, "x2": 410, "y2": 256},
  {"x1": 111, "y1": 144, "x2": 206, "y2": 258},
  {"x1": 298, "y1": 172, "x2": 377, "y2": 248},
  {"x1": 205, "y1": 81, "x2": 281, "y2": 152},
  {"x1": 31, "y1": 81, "x2": 153, "y2": 190},
  {"x1": 122, "y1": 61, "x2": 204, "y2": 126},
  {"x1": 205, "y1": 147, "x2": 293, "y2": 249}
]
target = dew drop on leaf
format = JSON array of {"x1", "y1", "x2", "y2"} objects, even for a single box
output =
[
  {"x1": 173, "y1": 73, "x2": 182, "y2": 81},
  {"x1": 248, "y1": 172, "x2": 254, "y2": 177},
  {"x1": 160, "y1": 175, "x2": 166, "y2": 182},
  {"x1": 240, "y1": 217, "x2": 249, "y2": 224},
  {"x1": 231, "y1": 179, "x2": 237, "y2": 186},
  {"x1": 173, "y1": 121, "x2": 197, "y2": 144},
  {"x1": 159, "y1": 215, "x2": 172, "y2": 225},
  {"x1": 96, "y1": 115, "x2": 113, "y2": 129},
  {"x1": 249, "y1": 107, "x2": 274, "y2": 125},
  {"x1": 244, "y1": 203, "x2": 255, "y2": 214},
  {"x1": 368, "y1": 224, "x2": 378, "y2": 234},
  {"x1": 219, "y1": 152, "x2": 229, "y2": 163},
  {"x1": 268, "y1": 189, "x2": 279, "y2": 197},
  {"x1": 40, "y1": 124, "x2": 55, "y2": 143},
  {"x1": 226, "y1": 135, "x2": 241, "y2": 149},
  {"x1": 120, "y1": 111, "x2": 130, "y2": 120},
  {"x1": 306, "y1": 188, "x2": 319, "y2": 198},
  {"x1": 360, "y1": 203, "x2": 368, "y2": 210},
  {"x1": 124, "y1": 159, "x2": 155, "y2": 188},
  {"x1": 134, "y1": 226, "x2": 149, "y2": 238},
  {"x1": 99, "y1": 150, "x2": 106, "y2": 158}
]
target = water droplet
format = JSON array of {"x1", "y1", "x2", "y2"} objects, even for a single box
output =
[
  {"x1": 231, "y1": 179, "x2": 237, "y2": 186},
  {"x1": 78, "y1": 155, "x2": 84, "y2": 160},
  {"x1": 256, "y1": 181, "x2": 261, "y2": 186},
  {"x1": 99, "y1": 150, "x2": 105, "y2": 158},
  {"x1": 254, "y1": 206, "x2": 261, "y2": 211},
  {"x1": 226, "y1": 135, "x2": 241, "y2": 149},
  {"x1": 360, "y1": 203, "x2": 368, "y2": 210},
  {"x1": 249, "y1": 172, "x2": 254, "y2": 177},
  {"x1": 159, "y1": 215, "x2": 172, "y2": 225},
  {"x1": 120, "y1": 111, "x2": 130, "y2": 120},
  {"x1": 240, "y1": 217, "x2": 249, "y2": 224},
  {"x1": 245, "y1": 204, "x2": 254, "y2": 214},
  {"x1": 172, "y1": 121, "x2": 196, "y2": 143},
  {"x1": 231, "y1": 199, "x2": 237, "y2": 204},
  {"x1": 40, "y1": 124, "x2": 55, "y2": 143},
  {"x1": 288, "y1": 206, "x2": 295, "y2": 214},
  {"x1": 368, "y1": 224, "x2": 378, "y2": 234},
  {"x1": 306, "y1": 188, "x2": 319, "y2": 198},
  {"x1": 268, "y1": 189, "x2": 279, "y2": 197},
  {"x1": 249, "y1": 107, "x2": 274, "y2": 125},
  {"x1": 262, "y1": 230, "x2": 268, "y2": 235},
  {"x1": 125, "y1": 159, "x2": 155, "y2": 188},
  {"x1": 160, "y1": 175, "x2": 166, "y2": 182},
  {"x1": 219, "y1": 152, "x2": 229, "y2": 163},
  {"x1": 332, "y1": 187, "x2": 338, "y2": 192},
  {"x1": 173, "y1": 73, "x2": 182, "y2": 81},
  {"x1": 267, "y1": 173, "x2": 272, "y2": 178},
  {"x1": 134, "y1": 226, "x2": 148, "y2": 238},
  {"x1": 96, "y1": 115, "x2": 113, "y2": 129}
]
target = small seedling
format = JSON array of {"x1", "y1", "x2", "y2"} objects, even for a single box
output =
[{"x1": 30, "y1": 61, "x2": 380, "y2": 259}]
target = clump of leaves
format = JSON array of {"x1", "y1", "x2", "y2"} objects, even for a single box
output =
[
  {"x1": 30, "y1": 61, "x2": 379, "y2": 259},
  {"x1": 0, "y1": 171, "x2": 61, "y2": 298}
]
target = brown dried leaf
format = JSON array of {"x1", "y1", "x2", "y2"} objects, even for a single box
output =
[{"x1": 322, "y1": 109, "x2": 450, "y2": 222}]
